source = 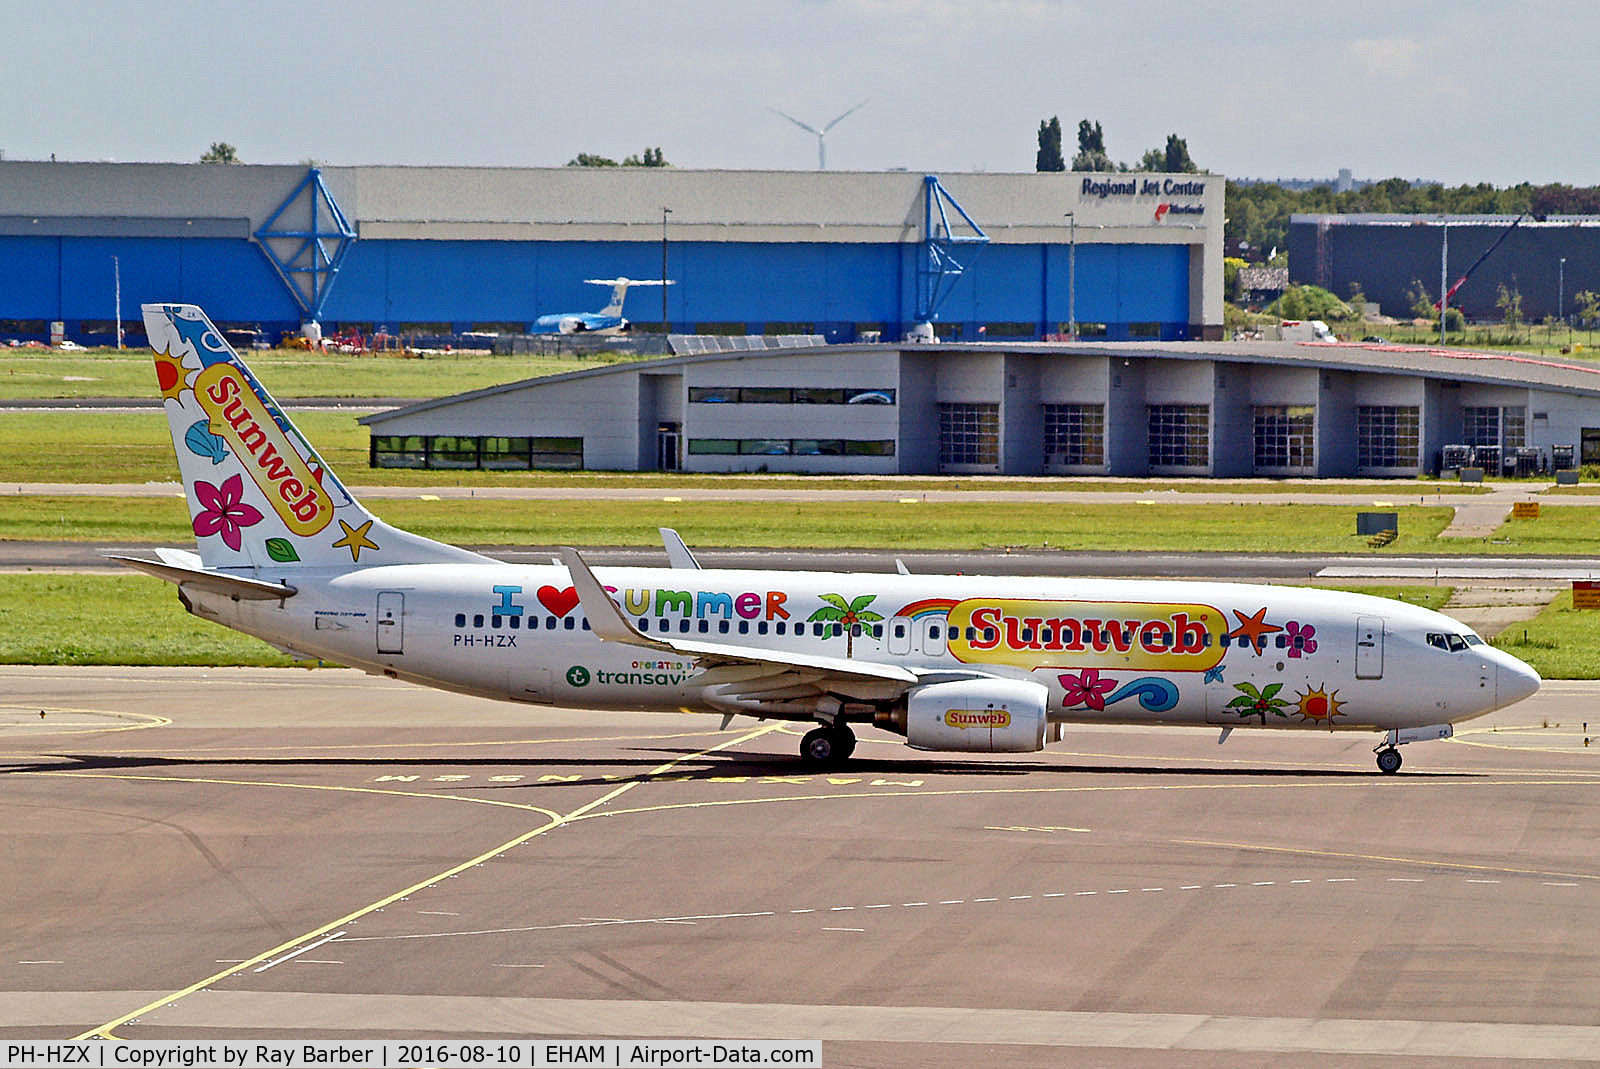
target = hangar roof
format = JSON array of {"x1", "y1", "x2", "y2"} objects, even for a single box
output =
[{"x1": 362, "y1": 339, "x2": 1600, "y2": 428}]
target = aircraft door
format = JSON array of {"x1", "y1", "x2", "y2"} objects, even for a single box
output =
[
  {"x1": 887, "y1": 616, "x2": 913, "y2": 656},
  {"x1": 377, "y1": 591, "x2": 405, "y2": 654},
  {"x1": 1355, "y1": 616, "x2": 1383, "y2": 679},
  {"x1": 918, "y1": 616, "x2": 948, "y2": 658}
]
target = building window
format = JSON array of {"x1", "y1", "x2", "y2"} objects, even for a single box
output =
[
  {"x1": 529, "y1": 438, "x2": 583, "y2": 469},
  {"x1": 1463, "y1": 406, "x2": 1499, "y2": 446},
  {"x1": 480, "y1": 436, "x2": 532, "y2": 470},
  {"x1": 1356, "y1": 406, "x2": 1420, "y2": 469},
  {"x1": 689, "y1": 386, "x2": 895, "y2": 406},
  {"x1": 370, "y1": 435, "x2": 428, "y2": 469},
  {"x1": 370, "y1": 435, "x2": 580, "y2": 470},
  {"x1": 1468, "y1": 405, "x2": 1526, "y2": 448},
  {"x1": 938, "y1": 403, "x2": 999, "y2": 467},
  {"x1": 1148, "y1": 404, "x2": 1209, "y2": 468},
  {"x1": 1253, "y1": 405, "x2": 1315, "y2": 471},
  {"x1": 687, "y1": 438, "x2": 893, "y2": 458},
  {"x1": 1504, "y1": 407, "x2": 1526, "y2": 448},
  {"x1": 1043, "y1": 403, "x2": 1105, "y2": 466}
]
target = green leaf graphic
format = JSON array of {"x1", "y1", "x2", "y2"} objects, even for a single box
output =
[{"x1": 265, "y1": 538, "x2": 300, "y2": 563}]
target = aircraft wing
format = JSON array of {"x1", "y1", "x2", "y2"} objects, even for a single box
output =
[{"x1": 560, "y1": 547, "x2": 925, "y2": 689}]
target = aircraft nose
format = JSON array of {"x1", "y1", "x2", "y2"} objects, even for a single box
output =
[{"x1": 1496, "y1": 652, "x2": 1541, "y2": 707}]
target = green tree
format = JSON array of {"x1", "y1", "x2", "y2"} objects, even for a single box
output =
[
  {"x1": 1267, "y1": 284, "x2": 1352, "y2": 321},
  {"x1": 1407, "y1": 279, "x2": 1437, "y2": 321},
  {"x1": 1134, "y1": 147, "x2": 1165, "y2": 172},
  {"x1": 1573, "y1": 288, "x2": 1600, "y2": 327},
  {"x1": 200, "y1": 142, "x2": 238, "y2": 164},
  {"x1": 1035, "y1": 116, "x2": 1064, "y2": 172},
  {"x1": 1496, "y1": 283, "x2": 1524, "y2": 337},
  {"x1": 622, "y1": 147, "x2": 669, "y2": 167},
  {"x1": 1072, "y1": 119, "x2": 1116, "y2": 172},
  {"x1": 1223, "y1": 256, "x2": 1246, "y2": 302},
  {"x1": 1163, "y1": 133, "x2": 1196, "y2": 173},
  {"x1": 567, "y1": 153, "x2": 618, "y2": 167}
]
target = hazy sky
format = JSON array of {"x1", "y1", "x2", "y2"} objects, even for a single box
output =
[{"x1": 4, "y1": 1, "x2": 1593, "y2": 186}]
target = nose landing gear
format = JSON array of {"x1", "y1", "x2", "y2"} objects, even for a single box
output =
[
  {"x1": 800, "y1": 722, "x2": 857, "y2": 766},
  {"x1": 1373, "y1": 723, "x2": 1453, "y2": 773}
]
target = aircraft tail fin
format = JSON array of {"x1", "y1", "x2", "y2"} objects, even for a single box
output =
[
  {"x1": 143, "y1": 303, "x2": 493, "y2": 571},
  {"x1": 584, "y1": 277, "x2": 673, "y2": 318}
]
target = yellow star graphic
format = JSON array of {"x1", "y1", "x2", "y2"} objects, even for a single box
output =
[{"x1": 331, "y1": 518, "x2": 379, "y2": 563}]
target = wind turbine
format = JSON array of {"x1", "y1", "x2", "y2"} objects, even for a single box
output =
[{"x1": 769, "y1": 100, "x2": 869, "y2": 169}]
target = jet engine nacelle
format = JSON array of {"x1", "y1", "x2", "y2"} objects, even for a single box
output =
[{"x1": 905, "y1": 678, "x2": 1049, "y2": 753}]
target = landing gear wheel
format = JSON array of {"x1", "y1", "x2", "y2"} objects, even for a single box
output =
[
  {"x1": 800, "y1": 727, "x2": 838, "y2": 766},
  {"x1": 1376, "y1": 747, "x2": 1403, "y2": 774},
  {"x1": 831, "y1": 723, "x2": 857, "y2": 762}
]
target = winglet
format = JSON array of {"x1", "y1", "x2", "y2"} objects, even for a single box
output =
[
  {"x1": 660, "y1": 528, "x2": 701, "y2": 570},
  {"x1": 559, "y1": 547, "x2": 669, "y2": 649}
]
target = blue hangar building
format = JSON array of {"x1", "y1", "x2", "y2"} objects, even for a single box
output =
[{"x1": 0, "y1": 162, "x2": 1224, "y2": 344}]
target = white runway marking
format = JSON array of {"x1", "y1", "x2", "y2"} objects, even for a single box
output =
[
  {"x1": 253, "y1": 930, "x2": 344, "y2": 973},
  {"x1": 332, "y1": 870, "x2": 1592, "y2": 951}
]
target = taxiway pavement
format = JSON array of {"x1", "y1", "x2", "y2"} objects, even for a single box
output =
[{"x1": 2, "y1": 667, "x2": 1598, "y2": 1064}]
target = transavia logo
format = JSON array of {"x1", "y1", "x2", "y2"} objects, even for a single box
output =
[{"x1": 565, "y1": 665, "x2": 591, "y2": 687}]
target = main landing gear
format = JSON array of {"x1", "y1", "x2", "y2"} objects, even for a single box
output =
[
  {"x1": 800, "y1": 722, "x2": 857, "y2": 766},
  {"x1": 1375, "y1": 747, "x2": 1403, "y2": 774}
]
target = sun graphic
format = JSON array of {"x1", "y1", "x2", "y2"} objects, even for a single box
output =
[
  {"x1": 1296, "y1": 684, "x2": 1346, "y2": 724},
  {"x1": 153, "y1": 352, "x2": 191, "y2": 402}
]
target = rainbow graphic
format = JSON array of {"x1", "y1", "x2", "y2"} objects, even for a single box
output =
[{"x1": 893, "y1": 597, "x2": 958, "y2": 620}]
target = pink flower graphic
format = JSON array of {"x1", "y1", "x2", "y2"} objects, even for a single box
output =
[
  {"x1": 192, "y1": 473, "x2": 263, "y2": 552},
  {"x1": 1058, "y1": 668, "x2": 1117, "y2": 711},
  {"x1": 1285, "y1": 621, "x2": 1318, "y2": 659}
]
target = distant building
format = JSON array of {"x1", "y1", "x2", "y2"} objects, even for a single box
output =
[
  {"x1": 1289, "y1": 213, "x2": 1600, "y2": 321},
  {"x1": 1237, "y1": 266, "x2": 1288, "y2": 305},
  {"x1": 0, "y1": 161, "x2": 1225, "y2": 345}
]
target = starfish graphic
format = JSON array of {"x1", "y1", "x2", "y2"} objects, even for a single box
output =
[
  {"x1": 1227, "y1": 606, "x2": 1282, "y2": 656},
  {"x1": 1204, "y1": 664, "x2": 1225, "y2": 683},
  {"x1": 331, "y1": 518, "x2": 380, "y2": 563}
]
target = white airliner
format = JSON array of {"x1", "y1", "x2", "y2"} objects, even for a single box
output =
[
  {"x1": 531, "y1": 278, "x2": 672, "y2": 335},
  {"x1": 116, "y1": 303, "x2": 1541, "y2": 773}
]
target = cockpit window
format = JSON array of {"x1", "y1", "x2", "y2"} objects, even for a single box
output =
[
  {"x1": 1427, "y1": 632, "x2": 1471, "y2": 652},
  {"x1": 1463, "y1": 634, "x2": 1484, "y2": 646}
]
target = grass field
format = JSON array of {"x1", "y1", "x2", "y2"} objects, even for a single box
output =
[
  {"x1": 1492, "y1": 590, "x2": 1600, "y2": 679},
  {"x1": 0, "y1": 498, "x2": 1461, "y2": 553},
  {"x1": 0, "y1": 347, "x2": 640, "y2": 400}
]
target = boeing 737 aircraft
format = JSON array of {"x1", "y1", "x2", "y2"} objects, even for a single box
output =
[
  {"x1": 531, "y1": 277, "x2": 672, "y2": 335},
  {"x1": 116, "y1": 304, "x2": 1541, "y2": 772}
]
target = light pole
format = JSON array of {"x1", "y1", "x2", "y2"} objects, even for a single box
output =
[
  {"x1": 1064, "y1": 211, "x2": 1076, "y2": 340},
  {"x1": 1439, "y1": 218, "x2": 1449, "y2": 345},
  {"x1": 661, "y1": 206, "x2": 672, "y2": 331},
  {"x1": 1559, "y1": 256, "x2": 1567, "y2": 341},
  {"x1": 112, "y1": 255, "x2": 123, "y2": 350}
]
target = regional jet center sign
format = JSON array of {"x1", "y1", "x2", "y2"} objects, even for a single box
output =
[{"x1": 1080, "y1": 176, "x2": 1208, "y2": 220}]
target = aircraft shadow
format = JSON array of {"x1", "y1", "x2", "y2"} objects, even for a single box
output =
[{"x1": 1, "y1": 749, "x2": 1478, "y2": 787}]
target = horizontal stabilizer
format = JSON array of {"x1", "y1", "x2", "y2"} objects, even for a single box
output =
[{"x1": 106, "y1": 554, "x2": 297, "y2": 600}]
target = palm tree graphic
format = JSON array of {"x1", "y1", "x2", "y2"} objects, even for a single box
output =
[{"x1": 807, "y1": 593, "x2": 885, "y2": 657}]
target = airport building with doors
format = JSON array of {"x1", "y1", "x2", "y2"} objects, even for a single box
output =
[{"x1": 362, "y1": 338, "x2": 1600, "y2": 477}]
